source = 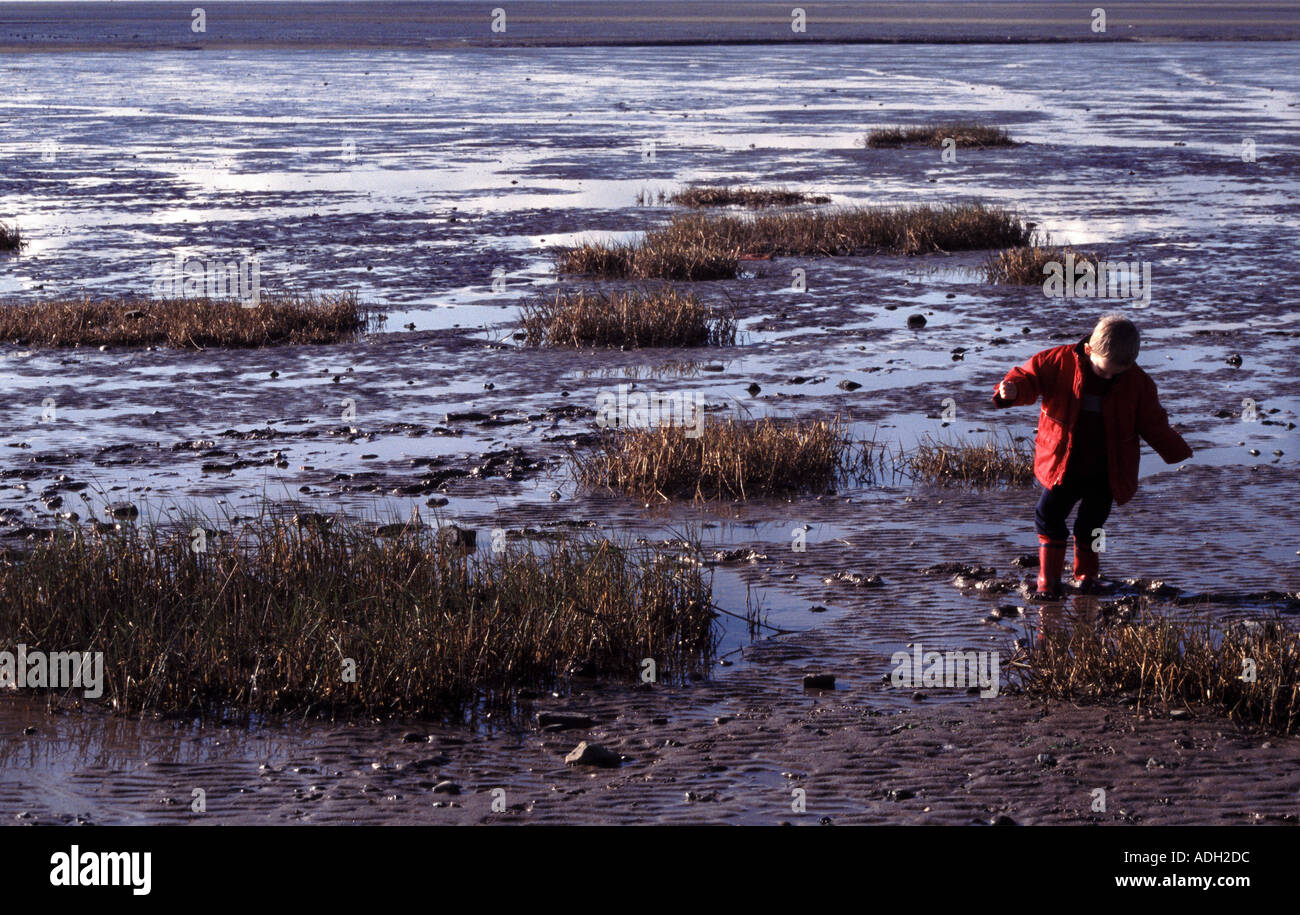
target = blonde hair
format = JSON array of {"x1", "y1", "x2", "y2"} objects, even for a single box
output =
[{"x1": 1090, "y1": 312, "x2": 1139, "y2": 365}]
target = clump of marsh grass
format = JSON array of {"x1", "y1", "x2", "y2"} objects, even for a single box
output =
[
  {"x1": 519, "y1": 288, "x2": 736, "y2": 348},
  {"x1": 558, "y1": 228, "x2": 741, "y2": 281},
  {"x1": 0, "y1": 222, "x2": 20, "y2": 252},
  {"x1": 984, "y1": 245, "x2": 1104, "y2": 285},
  {"x1": 574, "y1": 415, "x2": 851, "y2": 501},
  {"x1": 670, "y1": 185, "x2": 831, "y2": 208},
  {"x1": 1015, "y1": 613, "x2": 1300, "y2": 735},
  {"x1": 897, "y1": 431, "x2": 1034, "y2": 485},
  {"x1": 0, "y1": 292, "x2": 376, "y2": 348},
  {"x1": 557, "y1": 204, "x2": 1032, "y2": 280},
  {"x1": 0, "y1": 512, "x2": 716, "y2": 716},
  {"x1": 866, "y1": 124, "x2": 1016, "y2": 149}
]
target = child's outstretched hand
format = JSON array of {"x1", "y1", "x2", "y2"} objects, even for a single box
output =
[{"x1": 998, "y1": 380, "x2": 1017, "y2": 402}]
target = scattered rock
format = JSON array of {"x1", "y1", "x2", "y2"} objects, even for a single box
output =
[
  {"x1": 432, "y1": 780, "x2": 461, "y2": 795},
  {"x1": 837, "y1": 379, "x2": 861, "y2": 391},
  {"x1": 711, "y1": 547, "x2": 767, "y2": 563},
  {"x1": 824, "y1": 570, "x2": 884, "y2": 587},
  {"x1": 436, "y1": 524, "x2": 476, "y2": 551},
  {"x1": 907, "y1": 314, "x2": 926, "y2": 329},
  {"x1": 564, "y1": 741, "x2": 621, "y2": 768},
  {"x1": 1036, "y1": 752, "x2": 1057, "y2": 768},
  {"x1": 802, "y1": 673, "x2": 835, "y2": 690}
]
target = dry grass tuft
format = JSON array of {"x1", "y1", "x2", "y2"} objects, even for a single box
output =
[
  {"x1": 575, "y1": 415, "x2": 851, "y2": 501},
  {"x1": 558, "y1": 204, "x2": 1032, "y2": 280},
  {"x1": 1017, "y1": 613, "x2": 1300, "y2": 734},
  {"x1": 984, "y1": 245, "x2": 1104, "y2": 285},
  {"x1": 669, "y1": 185, "x2": 831, "y2": 208},
  {"x1": 0, "y1": 222, "x2": 20, "y2": 252},
  {"x1": 898, "y1": 431, "x2": 1035, "y2": 485},
  {"x1": 0, "y1": 512, "x2": 716, "y2": 716},
  {"x1": 866, "y1": 124, "x2": 1016, "y2": 149},
  {"x1": 0, "y1": 292, "x2": 375, "y2": 348},
  {"x1": 519, "y1": 288, "x2": 735, "y2": 348}
]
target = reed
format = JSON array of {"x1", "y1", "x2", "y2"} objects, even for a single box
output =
[
  {"x1": 0, "y1": 511, "x2": 716, "y2": 716},
  {"x1": 0, "y1": 292, "x2": 375, "y2": 348}
]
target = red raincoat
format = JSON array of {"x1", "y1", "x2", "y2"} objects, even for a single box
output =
[{"x1": 991, "y1": 336, "x2": 1192, "y2": 505}]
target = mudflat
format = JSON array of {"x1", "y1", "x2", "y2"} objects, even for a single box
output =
[{"x1": 2, "y1": 1, "x2": 1299, "y2": 51}]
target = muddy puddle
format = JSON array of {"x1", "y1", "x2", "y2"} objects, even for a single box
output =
[{"x1": 1, "y1": 41, "x2": 1298, "y2": 823}]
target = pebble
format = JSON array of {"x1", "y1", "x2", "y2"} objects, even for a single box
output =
[{"x1": 564, "y1": 741, "x2": 622, "y2": 768}]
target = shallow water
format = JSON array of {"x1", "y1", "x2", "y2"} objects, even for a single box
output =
[{"x1": 1, "y1": 41, "x2": 1299, "y2": 823}]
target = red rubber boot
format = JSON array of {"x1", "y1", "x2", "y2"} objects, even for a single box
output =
[
  {"x1": 1073, "y1": 539, "x2": 1101, "y2": 592},
  {"x1": 1033, "y1": 534, "x2": 1067, "y2": 600}
]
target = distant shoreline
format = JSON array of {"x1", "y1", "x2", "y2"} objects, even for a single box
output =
[{"x1": 2, "y1": 1, "x2": 1297, "y2": 52}]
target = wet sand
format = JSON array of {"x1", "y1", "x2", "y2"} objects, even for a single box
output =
[{"x1": 2, "y1": 1, "x2": 1300, "y2": 52}]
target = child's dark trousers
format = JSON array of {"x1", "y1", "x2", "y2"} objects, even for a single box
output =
[{"x1": 1034, "y1": 465, "x2": 1113, "y2": 545}]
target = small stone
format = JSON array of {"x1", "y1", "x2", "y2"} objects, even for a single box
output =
[
  {"x1": 907, "y1": 314, "x2": 926, "y2": 329},
  {"x1": 802, "y1": 673, "x2": 835, "y2": 689},
  {"x1": 436, "y1": 524, "x2": 476, "y2": 551},
  {"x1": 1036, "y1": 752, "x2": 1057, "y2": 768},
  {"x1": 837, "y1": 379, "x2": 861, "y2": 391},
  {"x1": 432, "y1": 780, "x2": 460, "y2": 795},
  {"x1": 746, "y1": 383, "x2": 761, "y2": 396},
  {"x1": 564, "y1": 741, "x2": 621, "y2": 768},
  {"x1": 1226, "y1": 354, "x2": 1243, "y2": 367}
]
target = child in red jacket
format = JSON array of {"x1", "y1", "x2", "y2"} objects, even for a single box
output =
[{"x1": 992, "y1": 313, "x2": 1193, "y2": 598}]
